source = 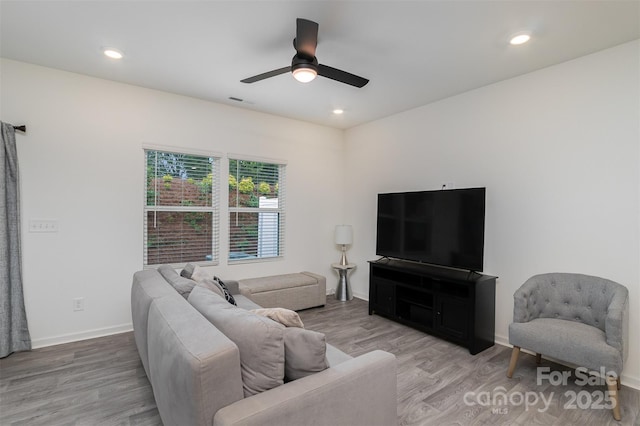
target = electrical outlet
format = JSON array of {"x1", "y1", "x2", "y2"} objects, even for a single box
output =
[{"x1": 73, "y1": 297, "x2": 85, "y2": 312}]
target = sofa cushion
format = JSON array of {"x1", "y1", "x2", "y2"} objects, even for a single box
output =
[
  {"x1": 181, "y1": 263, "x2": 225, "y2": 298},
  {"x1": 325, "y1": 343, "x2": 353, "y2": 366},
  {"x1": 180, "y1": 262, "x2": 203, "y2": 280},
  {"x1": 509, "y1": 317, "x2": 623, "y2": 373},
  {"x1": 188, "y1": 286, "x2": 285, "y2": 396},
  {"x1": 234, "y1": 294, "x2": 263, "y2": 310},
  {"x1": 251, "y1": 308, "x2": 305, "y2": 328},
  {"x1": 157, "y1": 264, "x2": 196, "y2": 299},
  {"x1": 284, "y1": 327, "x2": 329, "y2": 381}
]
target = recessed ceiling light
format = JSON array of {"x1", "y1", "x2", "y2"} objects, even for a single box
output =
[
  {"x1": 509, "y1": 33, "x2": 531, "y2": 45},
  {"x1": 103, "y1": 48, "x2": 123, "y2": 59},
  {"x1": 333, "y1": 109, "x2": 344, "y2": 115}
]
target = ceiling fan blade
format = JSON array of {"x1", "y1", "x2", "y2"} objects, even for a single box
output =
[
  {"x1": 295, "y1": 18, "x2": 318, "y2": 58},
  {"x1": 318, "y1": 64, "x2": 369, "y2": 88},
  {"x1": 241, "y1": 66, "x2": 291, "y2": 83}
]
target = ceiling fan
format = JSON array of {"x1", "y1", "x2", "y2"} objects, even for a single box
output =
[{"x1": 241, "y1": 18, "x2": 369, "y2": 88}]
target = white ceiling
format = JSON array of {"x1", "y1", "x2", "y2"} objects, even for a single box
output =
[{"x1": 1, "y1": 1, "x2": 638, "y2": 129}]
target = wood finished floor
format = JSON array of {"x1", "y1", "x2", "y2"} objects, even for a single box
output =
[{"x1": 1, "y1": 297, "x2": 638, "y2": 425}]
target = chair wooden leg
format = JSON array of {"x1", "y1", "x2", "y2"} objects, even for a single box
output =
[
  {"x1": 607, "y1": 375, "x2": 621, "y2": 421},
  {"x1": 617, "y1": 376, "x2": 621, "y2": 391},
  {"x1": 535, "y1": 353, "x2": 542, "y2": 364},
  {"x1": 507, "y1": 346, "x2": 520, "y2": 378}
]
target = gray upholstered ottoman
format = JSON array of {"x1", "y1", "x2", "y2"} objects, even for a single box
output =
[{"x1": 238, "y1": 272, "x2": 326, "y2": 311}]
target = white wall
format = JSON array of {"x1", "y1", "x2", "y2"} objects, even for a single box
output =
[
  {"x1": 0, "y1": 58, "x2": 345, "y2": 348},
  {"x1": 344, "y1": 41, "x2": 640, "y2": 387},
  {"x1": 1, "y1": 40, "x2": 638, "y2": 387}
]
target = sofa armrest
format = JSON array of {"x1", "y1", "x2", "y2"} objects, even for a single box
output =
[
  {"x1": 148, "y1": 296, "x2": 244, "y2": 426},
  {"x1": 512, "y1": 278, "x2": 543, "y2": 323},
  {"x1": 605, "y1": 286, "x2": 628, "y2": 358},
  {"x1": 213, "y1": 350, "x2": 397, "y2": 426}
]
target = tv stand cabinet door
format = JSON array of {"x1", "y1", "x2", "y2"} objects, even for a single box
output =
[
  {"x1": 435, "y1": 295, "x2": 469, "y2": 341},
  {"x1": 370, "y1": 279, "x2": 395, "y2": 316}
]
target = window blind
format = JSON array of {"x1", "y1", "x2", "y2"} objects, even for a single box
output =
[
  {"x1": 228, "y1": 158, "x2": 285, "y2": 262},
  {"x1": 144, "y1": 149, "x2": 220, "y2": 266}
]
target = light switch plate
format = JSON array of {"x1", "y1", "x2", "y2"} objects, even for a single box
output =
[{"x1": 29, "y1": 219, "x2": 59, "y2": 233}]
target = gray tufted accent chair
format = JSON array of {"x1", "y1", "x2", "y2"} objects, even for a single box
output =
[{"x1": 507, "y1": 273, "x2": 628, "y2": 420}]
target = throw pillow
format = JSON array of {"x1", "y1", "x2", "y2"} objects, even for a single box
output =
[
  {"x1": 283, "y1": 327, "x2": 329, "y2": 381},
  {"x1": 188, "y1": 286, "x2": 285, "y2": 396},
  {"x1": 251, "y1": 308, "x2": 304, "y2": 328},
  {"x1": 180, "y1": 263, "x2": 197, "y2": 279},
  {"x1": 181, "y1": 263, "x2": 209, "y2": 281},
  {"x1": 158, "y1": 264, "x2": 196, "y2": 299},
  {"x1": 181, "y1": 264, "x2": 225, "y2": 298},
  {"x1": 214, "y1": 276, "x2": 237, "y2": 306}
]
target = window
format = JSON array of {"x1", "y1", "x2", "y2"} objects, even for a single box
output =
[
  {"x1": 228, "y1": 158, "x2": 285, "y2": 262},
  {"x1": 144, "y1": 148, "x2": 220, "y2": 266}
]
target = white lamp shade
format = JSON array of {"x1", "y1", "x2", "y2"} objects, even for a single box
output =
[{"x1": 334, "y1": 225, "x2": 353, "y2": 245}]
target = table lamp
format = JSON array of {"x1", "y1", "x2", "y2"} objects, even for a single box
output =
[{"x1": 334, "y1": 225, "x2": 353, "y2": 266}]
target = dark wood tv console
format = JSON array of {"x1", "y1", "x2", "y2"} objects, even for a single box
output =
[{"x1": 368, "y1": 258, "x2": 496, "y2": 355}]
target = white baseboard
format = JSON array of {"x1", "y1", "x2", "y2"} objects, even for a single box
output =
[
  {"x1": 325, "y1": 289, "x2": 368, "y2": 301},
  {"x1": 621, "y1": 374, "x2": 640, "y2": 390},
  {"x1": 495, "y1": 333, "x2": 509, "y2": 347},
  {"x1": 352, "y1": 291, "x2": 368, "y2": 301},
  {"x1": 31, "y1": 323, "x2": 133, "y2": 349}
]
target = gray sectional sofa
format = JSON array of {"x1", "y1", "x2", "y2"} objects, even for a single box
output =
[{"x1": 131, "y1": 267, "x2": 398, "y2": 426}]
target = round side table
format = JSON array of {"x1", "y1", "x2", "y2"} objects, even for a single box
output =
[{"x1": 331, "y1": 263, "x2": 356, "y2": 301}]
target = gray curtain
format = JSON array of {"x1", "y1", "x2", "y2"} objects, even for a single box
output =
[{"x1": 1, "y1": 121, "x2": 31, "y2": 358}]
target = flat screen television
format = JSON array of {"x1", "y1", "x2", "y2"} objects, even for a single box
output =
[{"x1": 376, "y1": 187, "x2": 486, "y2": 272}]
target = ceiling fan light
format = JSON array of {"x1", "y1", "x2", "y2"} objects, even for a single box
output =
[{"x1": 292, "y1": 67, "x2": 317, "y2": 83}]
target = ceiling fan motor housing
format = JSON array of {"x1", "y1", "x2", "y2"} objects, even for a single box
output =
[{"x1": 292, "y1": 54, "x2": 318, "y2": 73}]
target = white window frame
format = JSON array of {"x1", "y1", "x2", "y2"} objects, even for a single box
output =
[
  {"x1": 227, "y1": 155, "x2": 286, "y2": 264},
  {"x1": 143, "y1": 145, "x2": 221, "y2": 268}
]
